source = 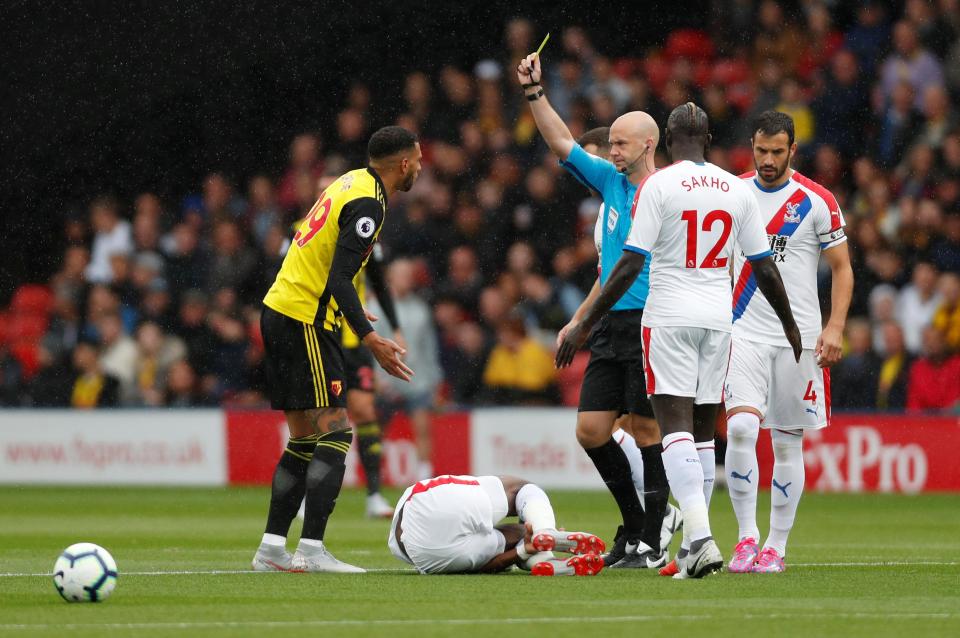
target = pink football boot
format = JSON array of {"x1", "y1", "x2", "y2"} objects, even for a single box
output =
[
  {"x1": 727, "y1": 538, "x2": 759, "y2": 573},
  {"x1": 752, "y1": 547, "x2": 786, "y2": 573}
]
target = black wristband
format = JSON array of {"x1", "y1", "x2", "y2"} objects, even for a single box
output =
[
  {"x1": 521, "y1": 81, "x2": 541, "y2": 89},
  {"x1": 526, "y1": 88, "x2": 544, "y2": 101}
]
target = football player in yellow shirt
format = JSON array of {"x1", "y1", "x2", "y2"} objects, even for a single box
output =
[{"x1": 252, "y1": 126, "x2": 420, "y2": 573}]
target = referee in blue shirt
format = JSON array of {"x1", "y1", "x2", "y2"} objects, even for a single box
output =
[{"x1": 518, "y1": 52, "x2": 675, "y2": 568}]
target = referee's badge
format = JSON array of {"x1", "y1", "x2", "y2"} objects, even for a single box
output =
[{"x1": 607, "y1": 207, "x2": 619, "y2": 233}]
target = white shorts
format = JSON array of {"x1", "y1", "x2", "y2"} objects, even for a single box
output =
[
  {"x1": 725, "y1": 335, "x2": 830, "y2": 430},
  {"x1": 642, "y1": 326, "x2": 730, "y2": 404},
  {"x1": 387, "y1": 475, "x2": 509, "y2": 574}
]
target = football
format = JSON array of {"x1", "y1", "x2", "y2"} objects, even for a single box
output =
[{"x1": 52, "y1": 543, "x2": 118, "y2": 603}]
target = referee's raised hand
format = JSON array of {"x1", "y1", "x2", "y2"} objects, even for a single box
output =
[
  {"x1": 516, "y1": 52, "x2": 542, "y2": 87},
  {"x1": 363, "y1": 331, "x2": 414, "y2": 382}
]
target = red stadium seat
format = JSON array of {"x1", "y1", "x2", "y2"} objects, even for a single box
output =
[
  {"x1": 5, "y1": 313, "x2": 48, "y2": 341},
  {"x1": 10, "y1": 339, "x2": 40, "y2": 379},
  {"x1": 642, "y1": 55, "x2": 672, "y2": 96},
  {"x1": 10, "y1": 285, "x2": 54, "y2": 316},
  {"x1": 557, "y1": 350, "x2": 591, "y2": 407},
  {"x1": 729, "y1": 146, "x2": 756, "y2": 174},
  {"x1": 711, "y1": 58, "x2": 751, "y2": 87},
  {"x1": 665, "y1": 29, "x2": 714, "y2": 62}
]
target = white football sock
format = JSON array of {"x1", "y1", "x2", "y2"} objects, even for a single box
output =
[
  {"x1": 614, "y1": 428, "x2": 646, "y2": 507},
  {"x1": 522, "y1": 551, "x2": 554, "y2": 570},
  {"x1": 298, "y1": 538, "x2": 324, "y2": 549},
  {"x1": 261, "y1": 533, "x2": 286, "y2": 547},
  {"x1": 515, "y1": 483, "x2": 556, "y2": 531},
  {"x1": 725, "y1": 411, "x2": 761, "y2": 542},
  {"x1": 661, "y1": 432, "x2": 711, "y2": 542},
  {"x1": 696, "y1": 440, "x2": 716, "y2": 508},
  {"x1": 765, "y1": 429, "x2": 805, "y2": 557}
]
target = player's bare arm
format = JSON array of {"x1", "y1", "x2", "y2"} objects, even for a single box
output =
[
  {"x1": 750, "y1": 256, "x2": 802, "y2": 361},
  {"x1": 557, "y1": 278, "x2": 600, "y2": 348},
  {"x1": 555, "y1": 251, "x2": 646, "y2": 368},
  {"x1": 817, "y1": 242, "x2": 853, "y2": 368},
  {"x1": 517, "y1": 53, "x2": 575, "y2": 161},
  {"x1": 477, "y1": 524, "x2": 532, "y2": 573}
]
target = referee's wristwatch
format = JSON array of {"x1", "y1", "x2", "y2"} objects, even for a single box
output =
[{"x1": 522, "y1": 81, "x2": 544, "y2": 101}]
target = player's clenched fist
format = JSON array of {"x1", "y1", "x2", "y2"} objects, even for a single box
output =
[{"x1": 516, "y1": 53, "x2": 542, "y2": 86}]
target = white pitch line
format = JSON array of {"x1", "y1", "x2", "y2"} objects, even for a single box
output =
[
  {"x1": 0, "y1": 612, "x2": 956, "y2": 631},
  {"x1": 792, "y1": 561, "x2": 959, "y2": 567},
  {"x1": 0, "y1": 568, "x2": 413, "y2": 577},
  {"x1": 0, "y1": 560, "x2": 957, "y2": 578}
]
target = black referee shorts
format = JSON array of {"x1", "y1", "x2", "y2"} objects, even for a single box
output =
[
  {"x1": 343, "y1": 344, "x2": 375, "y2": 394},
  {"x1": 261, "y1": 306, "x2": 346, "y2": 410},
  {"x1": 578, "y1": 309, "x2": 654, "y2": 418}
]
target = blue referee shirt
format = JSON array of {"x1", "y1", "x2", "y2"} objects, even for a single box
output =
[{"x1": 560, "y1": 143, "x2": 650, "y2": 310}]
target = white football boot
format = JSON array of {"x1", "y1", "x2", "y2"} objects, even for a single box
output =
[
  {"x1": 365, "y1": 493, "x2": 395, "y2": 519},
  {"x1": 251, "y1": 543, "x2": 300, "y2": 572},
  {"x1": 293, "y1": 541, "x2": 366, "y2": 573},
  {"x1": 674, "y1": 538, "x2": 723, "y2": 579}
]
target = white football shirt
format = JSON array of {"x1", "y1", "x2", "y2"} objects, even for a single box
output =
[
  {"x1": 732, "y1": 170, "x2": 847, "y2": 349},
  {"x1": 625, "y1": 161, "x2": 771, "y2": 331}
]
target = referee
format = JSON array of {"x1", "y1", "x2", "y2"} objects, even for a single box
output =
[
  {"x1": 518, "y1": 52, "x2": 673, "y2": 568},
  {"x1": 252, "y1": 126, "x2": 420, "y2": 573}
]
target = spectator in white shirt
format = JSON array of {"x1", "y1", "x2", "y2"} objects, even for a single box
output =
[
  {"x1": 897, "y1": 260, "x2": 942, "y2": 353},
  {"x1": 85, "y1": 196, "x2": 133, "y2": 283}
]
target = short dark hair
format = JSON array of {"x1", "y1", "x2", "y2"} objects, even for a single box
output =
[
  {"x1": 368, "y1": 126, "x2": 418, "y2": 161},
  {"x1": 753, "y1": 110, "x2": 795, "y2": 147},
  {"x1": 578, "y1": 127, "x2": 611, "y2": 152},
  {"x1": 667, "y1": 102, "x2": 709, "y2": 139}
]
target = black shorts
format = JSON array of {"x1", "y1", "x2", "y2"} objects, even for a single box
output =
[
  {"x1": 261, "y1": 306, "x2": 346, "y2": 410},
  {"x1": 578, "y1": 309, "x2": 654, "y2": 417},
  {"x1": 344, "y1": 345, "x2": 375, "y2": 393}
]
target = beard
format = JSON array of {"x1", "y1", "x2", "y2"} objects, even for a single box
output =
[
  {"x1": 758, "y1": 156, "x2": 791, "y2": 183},
  {"x1": 398, "y1": 170, "x2": 417, "y2": 192}
]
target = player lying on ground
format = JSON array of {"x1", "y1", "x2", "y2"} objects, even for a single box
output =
[
  {"x1": 518, "y1": 50, "x2": 677, "y2": 570},
  {"x1": 388, "y1": 475, "x2": 606, "y2": 576},
  {"x1": 557, "y1": 103, "x2": 802, "y2": 578},
  {"x1": 722, "y1": 111, "x2": 852, "y2": 574}
]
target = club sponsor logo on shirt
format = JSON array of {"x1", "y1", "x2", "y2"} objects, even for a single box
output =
[{"x1": 768, "y1": 234, "x2": 789, "y2": 262}]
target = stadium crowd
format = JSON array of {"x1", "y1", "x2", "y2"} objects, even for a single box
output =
[{"x1": 1, "y1": 0, "x2": 960, "y2": 414}]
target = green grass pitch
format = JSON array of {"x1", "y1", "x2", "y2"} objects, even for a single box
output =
[{"x1": 1, "y1": 486, "x2": 958, "y2": 637}]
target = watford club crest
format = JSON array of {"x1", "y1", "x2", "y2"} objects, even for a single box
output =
[{"x1": 330, "y1": 380, "x2": 343, "y2": 397}]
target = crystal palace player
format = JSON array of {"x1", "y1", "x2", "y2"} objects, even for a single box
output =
[
  {"x1": 558, "y1": 103, "x2": 802, "y2": 578},
  {"x1": 389, "y1": 475, "x2": 605, "y2": 576},
  {"x1": 518, "y1": 51, "x2": 674, "y2": 568},
  {"x1": 724, "y1": 111, "x2": 853, "y2": 574},
  {"x1": 252, "y1": 127, "x2": 420, "y2": 573}
]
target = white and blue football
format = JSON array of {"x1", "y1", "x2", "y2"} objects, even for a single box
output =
[{"x1": 53, "y1": 543, "x2": 118, "y2": 602}]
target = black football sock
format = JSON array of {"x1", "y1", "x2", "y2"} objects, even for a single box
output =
[
  {"x1": 300, "y1": 429, "x2": 352, "y2": 541},
  {"x1": 585, "y1": 437, "x2": 645, "y2": 536},
  {"x1": 264, "y1": 434, "x2": 317, "y2": 537},
  {"x1": 355, "y1": 421, "x2": 383, "y2": 496},
  {"x1": 640, "y1": 443, "x2": 670, "y2": 552}
]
